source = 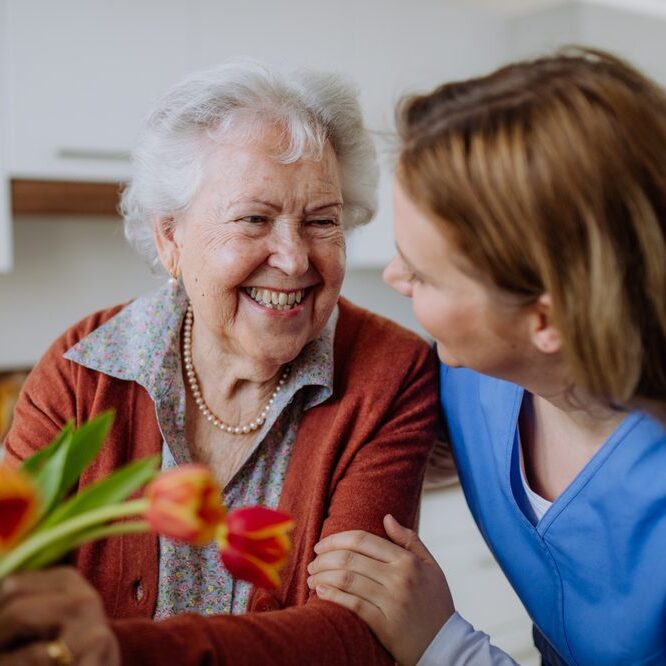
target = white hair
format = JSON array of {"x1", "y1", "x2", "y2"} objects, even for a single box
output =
[{"x1": 120, "y1": 60, "x2": 379, "y2": 269}]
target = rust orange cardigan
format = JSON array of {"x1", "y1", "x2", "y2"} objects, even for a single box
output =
[{"x1": 5, "y1": 297, "x2": 438, "y2": 665}]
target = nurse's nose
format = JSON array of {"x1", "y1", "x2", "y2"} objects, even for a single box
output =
[{"x1": 383, "y1": 255, "x2": 412, "y2": 298}]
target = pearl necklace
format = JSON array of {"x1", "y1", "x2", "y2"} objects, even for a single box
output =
[{"x1": 182, "y1": 303, "x2": 290, "y2": 434}]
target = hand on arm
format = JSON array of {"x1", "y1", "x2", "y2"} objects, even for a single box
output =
[{"x1": 307, "y1": 513, "x2": 455, "y2": 666}]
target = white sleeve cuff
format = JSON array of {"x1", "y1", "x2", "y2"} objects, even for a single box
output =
[{"x1": 416, "y1": 612, "x2": 519, "y2": 666}]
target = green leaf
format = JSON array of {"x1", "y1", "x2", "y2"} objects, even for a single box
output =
[
  {"x1": 29, "y1": 411, "x2": 115, "y2": 521},
  {"x1": 30, "y1": 429, "x2": 75, "y2": 520},
  {"x1": 21, "y1": 421, "x2": 74, "y2": 476},
  {"x1": 37, "y1": 455, "x2": 160, "y2": 532},
  {"x1": 59, "y1": 411, "x2": 115, "y2": 497}
]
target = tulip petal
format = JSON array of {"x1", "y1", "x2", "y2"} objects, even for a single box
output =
[
  {"x1": 0, "y1": 465, "x2": 41, "y2": 552},
  {"x1": 144, "y1": 464, "x2": 226, "y2": 545},
  {"x1": 224, "y1": 507, "x2": 293, "y2": 560},
  {"x1": 0, "y1": 499, "x2": 31, "y2": 540},
  {"x1": 227, "y1": 532, "x2": 291, "y2": 564},
  {"x1": 145, "y1": 502, "x2": 211, "y2": 544},
  {"x1": 216, "y1": 506, "x2": 294, "y2": 588},
  {"x1": 221, "y1": 545, "x2": 283, "y2": 589},
  {"x1": 226, "y1": 506, "x2": 293, "y2": 535}
]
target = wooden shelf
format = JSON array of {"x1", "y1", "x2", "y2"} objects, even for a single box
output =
[{"x1": 11, "y1": 179, "x2": 124, "y2": 217}]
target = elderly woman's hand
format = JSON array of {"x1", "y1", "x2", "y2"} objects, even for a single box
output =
[
  {"x1": 0, "y1": 567, "x2": 120, "y2": 666},
  {"x1": 307, "y1": 514, "x2": 455, "y2": 666}
]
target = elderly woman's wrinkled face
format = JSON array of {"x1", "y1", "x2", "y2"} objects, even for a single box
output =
[{"x1": 157, "y1": 126, "x2": 345, "y2": 367}]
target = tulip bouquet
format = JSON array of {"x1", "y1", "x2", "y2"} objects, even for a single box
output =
[{"x1": 0, "y1": 412, "x2": 294, "y2": 589}]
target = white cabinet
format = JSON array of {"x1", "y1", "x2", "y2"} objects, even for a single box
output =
[{"x1": 4, "y1": 0, "x2": 199, "y2": 182}]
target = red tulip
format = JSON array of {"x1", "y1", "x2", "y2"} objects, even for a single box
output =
[
  {"x1": 0, "y1": 465, "x2": 41, "y2": 553},
  {"x1": 144, "y1": 464, "x2": 226, "y2": 545},
  {"x1": 217, "y1": 506, "x2": 294, "y2": 589}
]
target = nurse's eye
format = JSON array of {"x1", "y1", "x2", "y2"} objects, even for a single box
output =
[{"x1": 240, "y1": 215, "x2": 269, "y2": 224}]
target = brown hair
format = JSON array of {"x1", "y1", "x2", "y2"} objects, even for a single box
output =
[{"x1": 397, "y1": 48, "x2": 666, "y2": 414}]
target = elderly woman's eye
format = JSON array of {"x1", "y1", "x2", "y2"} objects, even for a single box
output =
[
  {"x1": 240, "y1": 215, "x2": 269, "y2": 224},
  {"x1": 308, "y1": 218, "x2": 338, "y2": 226}
]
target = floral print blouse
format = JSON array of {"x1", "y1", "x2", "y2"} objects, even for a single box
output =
[{"x1": 65, "y1": 281, "x2": 335, "y2": 618}]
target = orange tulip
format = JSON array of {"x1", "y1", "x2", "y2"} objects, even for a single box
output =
[
  {"x1": 144, "y1": 464, "x2": 226, "y2": 545},
  {"x1": 0, "y1": 465, "x2": 41, "y2": 552},
  {"x1": 217, "y1": 506, "x2": 294, "y2": 589}
]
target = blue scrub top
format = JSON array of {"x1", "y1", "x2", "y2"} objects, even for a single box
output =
[{"x1": 440, "y1": 363, "x2": 666, "y2": 665}]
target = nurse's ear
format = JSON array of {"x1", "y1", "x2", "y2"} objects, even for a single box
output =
[
  {"x1": 152, "y1": 215, "x2": 181, "y2": 277},
  {"x1": 528, "y1": 293, "x2": 562, "y2": 355}
]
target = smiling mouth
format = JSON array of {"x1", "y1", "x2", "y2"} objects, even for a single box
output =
[{"x1": 244, "y1": 287, "x2": 308, "y2": 311}]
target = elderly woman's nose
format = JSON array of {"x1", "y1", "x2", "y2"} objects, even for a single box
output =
[{"x1": 267, "y1": 232, "x2": 310, "y2": 276}]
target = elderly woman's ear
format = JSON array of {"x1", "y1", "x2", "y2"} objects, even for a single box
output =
[{"x1": 152, "y1": 216, "x2": 181, "y2": 277}]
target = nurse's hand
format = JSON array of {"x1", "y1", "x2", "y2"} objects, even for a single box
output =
[
  {"x1": 0, "y1": 567, "x2": 120, "y2": 665},
  {"x1": 307, "y1": 514, "x2": 454, "y2": 666}
]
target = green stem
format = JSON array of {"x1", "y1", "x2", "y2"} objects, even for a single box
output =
[
  {"x1": 70, "y1": 519, "x2": 150, "y2": 544},
  {"x1": 0, "y1": 499, "x2": 149, "y2": 579},
  {"x1": 21, "y1": 520, "x2": 150, "y2": 571}
]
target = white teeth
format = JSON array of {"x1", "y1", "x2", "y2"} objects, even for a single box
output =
[{"x1": 244, "y1": 287, "x2": 306, "y2": 310}]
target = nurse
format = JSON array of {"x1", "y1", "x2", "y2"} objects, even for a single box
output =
[{"x1": 307, "y1": 48, "x2": 666, "y2": 665}]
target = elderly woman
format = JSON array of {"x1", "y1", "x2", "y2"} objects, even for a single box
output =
[{"x1": 1, "y1": 62, "x2": 437, "y2": 665}]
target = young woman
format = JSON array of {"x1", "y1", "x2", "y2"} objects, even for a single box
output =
[{"x1": 307, "y1": 49, "x2": 666, "y2": 665}]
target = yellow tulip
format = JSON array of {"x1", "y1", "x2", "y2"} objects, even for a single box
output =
[{"x1": 0, "y1": 465, "x2": 41, "y2": 553}]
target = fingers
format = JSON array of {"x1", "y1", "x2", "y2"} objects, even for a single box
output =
[
  {"x1": 308, "y1": 549, "x2": 390, "y2": 587},
  {"x1": 384, "y1": 514, "x2": 437, "y2": 563},
  {"x1": 314, "y1": 530, "x2": 408, "y2": 563},
  {"x1": 0, "y1": 567, "x2": 84, "y2": 602},
  {"x1": 0, "y1": 569, "x2": 119, "y2": 666},
  {"x1": 313, "y1": 583, "x2": 386, "y2": 630},
  {"x1": 0, "y1": 602, "x2": 118, "y2": 665},
  {"x1": 0, "y1": 640, "x2": 54, "y2": 666},
  {"x1": 0, "y1": 594, "x2": 66, "y2": 648},
  {"x1": 307, "y1": 566, "x2": 388, "y2": 607},
  {"x1": 66, "y1": 623, "x2": 121, "y2": 666},
  {"x1": 0, "y1": 575, "x2": 95, "y2": 650}
]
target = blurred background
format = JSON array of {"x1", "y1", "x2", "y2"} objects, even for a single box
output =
[{"x1": 1, "y1": 1, "x2": 664, "y2": 661}]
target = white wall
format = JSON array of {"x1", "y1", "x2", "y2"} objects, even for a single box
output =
[
  {"x1": 578, "y1": 2, "x2": 666, "y2": 84},
  {"x1": 509, "y1": 0, "x2": 666, "y2": 86},
  {"x1": 0, "y1": 218, "x2": 160, "y2": 368}
]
